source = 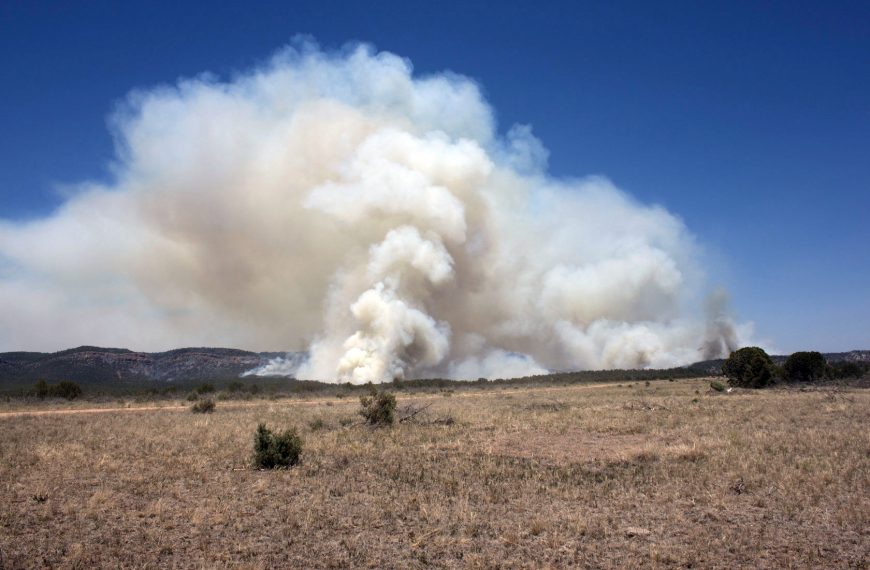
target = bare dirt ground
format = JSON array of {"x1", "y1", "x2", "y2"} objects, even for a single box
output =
[{"x1": 1, "y1": 379, "x2": 867, "y2": 568}]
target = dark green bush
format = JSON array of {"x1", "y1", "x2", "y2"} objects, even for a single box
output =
[
  {"x1": 33, "y1": 380, "x2": 82, "y2": 400},
  {"x1": 50, "y1": 381, "x2": 83, "y2": 400},
  {"x1": 191, "y1": 399, "x2": 215, "y2": 413},
  {"x1": 253, "y1": 424, "x2": 302, "y2": 469},
  {"x1": 33, "y1": 380, "x2": 49, "y2": 399},
  {"x1": 782, "y1": 351, "x2": 827, "y2": 383},
  {"x1": 723, "y1": 347, "x2": 777, "y2": 388},
  {"x1": 830, "y1": 361, "x2": 865, "y2": 379},
  {"x1": 196, "y1": 383, "x2": 215, "y2": 394},
  {"x1": 227, "y1": 381, "x2": 244, "y2": 392},
  {"x1": 186, "y1": 391, "x2": 199, "y2": 401},
  {"x1": 359, "y1": 388, "x2": 397, "y2": 426},
  {"x1": 710, "y1": 380, "x2": 726, "y2": 392}
]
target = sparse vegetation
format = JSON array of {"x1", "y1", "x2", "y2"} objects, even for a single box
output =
[
  {"x1": 191, "y1": 399, "x2": 215, "y2": 413},
  {"x1": 0, "y1": 377, "x2": 867, "y2": 567},
  {"x1": 723, "y1": 346, "x2": 777, "y2": 388},
  {"x1": 253, "y1": 423, "x2": 302, "y2": 468}
]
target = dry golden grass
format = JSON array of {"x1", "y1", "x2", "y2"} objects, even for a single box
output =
[{"x1": 1, "y1": 379, "x2": 867, "y2": 568}]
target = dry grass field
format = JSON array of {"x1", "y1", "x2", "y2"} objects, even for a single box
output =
[{"x1": 1, "y1": 379, "x2": 868, "y2": 568}]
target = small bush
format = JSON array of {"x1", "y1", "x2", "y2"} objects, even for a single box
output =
[
  {"x1": 227, "y1": 381, "x2": 244, "y2": 392},
  {"x1": 196, "y1": 383, "x2": 215, "y2": 394},
  {"x1": 308, "y1": 418, "x2": 326, "y2": 431},
  {"x1": 359, "y1": 388, "x2": 397, "y2": 426},
  {"x1": 253, "y1": 424, "x2": 302, "y2": 469},
  {"x1": 191, "y1": 399, "x2": 215, "y2": 413},
  {"x1": 186, "y1": 391, "x2": 199, "y2": 401},
  {"x1": 710, "y1": 380, "x2": 726, "y2": 392}
]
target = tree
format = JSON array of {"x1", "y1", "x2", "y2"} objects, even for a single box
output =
[
  {"x1": 722, "y1": 347, "x2": 776, "y2": 388},
  {"x1": 49, "y1": 381, "x2": 83, "y2": 400},
  {"x1": 830, "y1": 361, "x2": 865, "y2": 380},
  {"x1": 33, "y1": 380, "x2": 49, "y2": 399},
  {"x1": 782, "y1": 351, "x2": 827, "y2": 383}
]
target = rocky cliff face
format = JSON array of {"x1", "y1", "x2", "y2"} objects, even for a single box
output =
[{"x1": 0, "y1": 346, "x2": 295, "y2": 385}]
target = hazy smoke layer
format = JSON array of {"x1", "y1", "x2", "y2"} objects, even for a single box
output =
[{"x1": 0, "y1": 42, "x2": 741, "y2": 382}]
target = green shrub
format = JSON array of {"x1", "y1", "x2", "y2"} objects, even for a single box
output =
[
  {"x1": 33, "y1": 380, "x2": 82, "y2": 400},
  {"x1": 253, "y1": 424, "x2": 302, "y2": 469},
  {"x1": 782, "y1": 351, "x2": 827, "y2": 383},
  {"x1": 830, "y1": 361, "x2": 865, "y2": 380},
  {"x1": 191, "y1": 399, "x2": 215, "y2": 413},
  {"x1": 50, "y1": 381, "x2": 83, "y2": 400},
  {"x1": 710, "y1": 380, "x2": 726, "y2": 392},
  {"x1": 33, "y1": 380, "x2": 49, "y2": 399},
  {"x1": 196, "y1": 383, "x2": 215, "y2": 394},
  {"x1": 723, "y1": 347, "x2": 777, "y2": 388},
  {"x1": 359, "y1": 388, "x2": 397, "y2": 426},
  {"x1": 227, "y1": 381, "x2": 244, "y2": 392},
  {"x1": 186, "y1": 391, "x2": 199, "y2": 401}
]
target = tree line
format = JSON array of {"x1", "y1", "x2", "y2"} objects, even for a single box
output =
[{"x1": 723, "y1": 347, "x2": 866, "y2": 388}]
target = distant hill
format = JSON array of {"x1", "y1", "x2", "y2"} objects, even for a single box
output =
[
  {"x1": 0, "y1": 346, "x2": 294, "y2": 387},
  {"x1": 1, "y1": 346, "x2": 866, "y2": 389},
  {"x1": 687, "y1": 350, "x2": 870, "y2": 375}
]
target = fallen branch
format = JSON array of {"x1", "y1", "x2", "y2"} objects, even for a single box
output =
[{"x1": 398, "y1": 402, "x2": 433, "y2": 423}]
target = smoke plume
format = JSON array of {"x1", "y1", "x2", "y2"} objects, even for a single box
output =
[{"x1": 0, "y1": 41, "x2": 744, "y2": 382}]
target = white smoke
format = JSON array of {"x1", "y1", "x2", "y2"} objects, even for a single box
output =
[{"x1": 0, "y1": 41, "x2": 746, "y2": 382}]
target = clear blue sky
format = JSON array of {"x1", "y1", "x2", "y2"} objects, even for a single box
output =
[{"x1": 1, "y1": 0, "x2": 868, "y2": 352}]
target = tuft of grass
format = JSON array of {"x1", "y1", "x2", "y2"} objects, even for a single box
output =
[{"x1": 191, "y1": 399, "x2": 215, "y2": 414}]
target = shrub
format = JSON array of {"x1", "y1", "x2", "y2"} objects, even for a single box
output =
[
  {"x1": 830, "y1": 361, "x2": 865, "y2": 380},
  {"x1": 253, "y1": 424, "x2": 302, "y2": 468},
  {"x1": 186, "y1": 391, "x2": 199, "y2": 401},
  {"x1": 710, "y1": 380, "x2": 726, "y2": 392},
  {"x1": 359, "y1": 388, "x2": 397, "y2": 426},
  {"x1": 723, "y1": 347, "x2": 777, "y2": 388},
  {"x1": 308, "y1": 418, "x2": 326, "y2": 431},
  {"x1": 227, "y1": 381, "x2": 244, "y2": 392},
  {"x1": 191, "y1": 399, "x2": 215, "y2": 413},
  {"x1": 782, "y1": 351, "x2": 827, "y2": 383},
  {"x1": 196, "y1": 383, "x2": 215, "y2": 394},
  {"x1": 33, "y1": 380, "x2": 82, "y2": 400},
  {"x1": 33, "y1": 380, "x2": 49, "y2": 399},
  {"x1": 49, "y1": 381, "x2": 83, "y2": 400}
]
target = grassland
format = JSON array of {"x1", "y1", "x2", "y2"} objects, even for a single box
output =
[{"x1": 0, "y1": 379, "x2": 867, "y2": 568}]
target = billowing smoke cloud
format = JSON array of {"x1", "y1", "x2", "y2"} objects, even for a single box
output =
[{"x1": 0, "y1": 41, "x2": 745, "y2": 382}]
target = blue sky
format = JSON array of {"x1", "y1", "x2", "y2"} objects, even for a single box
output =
[{"x1": 1, "y1": 0, "x2": 868, "y2": 353}]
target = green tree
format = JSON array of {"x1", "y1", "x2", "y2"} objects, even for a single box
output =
[
  {"x1": 722, "y1": 347, "x2": 777, "y2": 388},
  {"x1": 48, "y1": 381, "x2": 83, "y2": 400},
  {"x1": 830, "y1": 361, "x2": 865, "y2": 379},
  {"x1": 33, "y1": 379, "x2": 49, "y2": 399},
  {"x1": 782, "y1": 351, "x2": 827, "y2": 383}
]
